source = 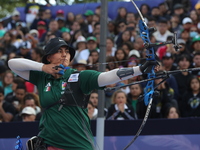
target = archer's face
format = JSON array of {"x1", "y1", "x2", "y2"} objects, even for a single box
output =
[{"x1": 47, "y1": 46, "x2": 71, "y2": 67}]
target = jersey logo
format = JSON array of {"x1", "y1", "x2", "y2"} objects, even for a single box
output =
[
  {"x1": 44, "y1": 82, "x2": 51, "y2": 92},
  {"x1": 62, "y1": 82, "x2": 67, "y2": 90},
  {"x1": 68, "y1": 73, "x2": 79, "y2": 82}
]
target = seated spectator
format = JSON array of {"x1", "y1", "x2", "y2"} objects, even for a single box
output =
[
  {"x1": 21, "y1": 106, "x2": 36, "y2": 122},
  {"x1": 106, "y1": 37, "x2": 116, "y2": 56},
  {"x1": 72, "y1": 59, "x2": 88, "y2": 71},
  {"x1": 31, "y1": 47, "x2": 44, "y2": 63},
  {"x1": 89, "y1": 90, "x2": 98, "y2": 108},
  {"x1": 14, "y1": 93, "x2": 42, "y2": 121},
  {"x1": 162, "y1": 52, "x2": 177, "y2": 71},
  {"x1": 127, "y1": 84, "x2": 146, "y2": 119},
  {"x1": 191, "y1": 52, "x2": 200, "y2": 79},
  {"x1": 181, "y1": 76, "x2": 200, "y2": 117},
  {"x1": 0, "y1": 70, "x2": 14, "y2": 96},
  {"x1": 191, "y1": 36, "x2": 200, "y2": 54},
  {"x1": 0, "y1": 31, "x2": 17, "y2": 55},
  {"x1": 162, "y1": 103, "x2": 180, "y2": 119},
  {"x1": 173, "y1": 54, "x2": 193, "y2": 104},
  {"x1": 37, "y1": 21, "x2": 47, "y2": 39},
  {"x1": 114, "y1": 48, "x2": 128, "y2": 68},
  {"x1": 150, "y1": 77, "x2": 177, "y2": 118},
  {"x1": 153, "y1": 19, "x2": 173, "y2": 42},
  {"x1": 87, "y1": 101, "x2": 98, "y2": 120},
  {"x1": 106, "y1": 90, "x2": 136, "y2": 120},
  {"x1": 0, "y1": 87, "x2": 16, "y2": 122},
  {"x1": 5, "y1": 84, "x2": 26, "y2": 113},
  {"x1": 174, "y1": 39, "x2": 191, "y2": 64},
  {"x1": 17, "y1": 41, "x2": 32, "y2": 59},
  {"x1": 87, "y1": 49, "x2": 99, "y2": 71}
]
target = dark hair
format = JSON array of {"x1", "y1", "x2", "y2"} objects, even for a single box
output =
[
  {"x1": 88, "y1": 101, "x2": 95, "y2": 107},
  {"x1": 0, "y1": 86, "x2": 4, "y2": 95},
  {"x1": 33, "y1": 47, "x2": 44, "y2": 57},
  {"x1": 16, "y1": 84, "x2": 26, "y2": 91},
  {"x1": 188, "y1": 76, "x2": 200, "y2": 91},
  {"x1": 163, "y1": 103, "x2": 180, "y2": 118},
  {"x1": 193, "y1": 52, "x2": 200, "y2": 57},
  {"x1": 158, "y1": 19, "x2": 168, "y2": 24},
  {"x1": 13, "y1": 77, "x2": 25, "y2": 85},
  {"x1": 177, "y1": 54, "x2": 191, "y2": 63}
]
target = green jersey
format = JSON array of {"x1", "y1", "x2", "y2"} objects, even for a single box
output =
[{"x1": 29, "y1": 68, "x2": 102, "y2": 150}]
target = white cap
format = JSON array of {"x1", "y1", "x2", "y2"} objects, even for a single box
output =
[
  {"x1": 12, "y1": 10, "x2": 20, "y2": 16},
  {"x1": 21, "y1": 107, "x2": 36, "y2": 115},
  {"x1": 76, "y1": 35, "x2": 86, "y2": 44},
  {"x1": 29, "y1": 29, "x2": 39, "y2": 37},
  {"x1": 182, "y1": 17, "x2": 192, "y2": 25},
  {"x1": 128, "y1": 50, "x2": 140, "y2": 58}
]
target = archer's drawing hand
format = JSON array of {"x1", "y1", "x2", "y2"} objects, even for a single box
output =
[{"x1": 42, "y1": 64, "x2": 63, "y2": 76}]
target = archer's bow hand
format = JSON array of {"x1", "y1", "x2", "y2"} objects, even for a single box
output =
[{"x1": 139, "y1": 60, "x2": 159, "y2": 74}]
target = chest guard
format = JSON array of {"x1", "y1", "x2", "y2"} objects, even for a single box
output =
[{"x1": 59, "y1": 71, "x2": 88, "y2": 109}]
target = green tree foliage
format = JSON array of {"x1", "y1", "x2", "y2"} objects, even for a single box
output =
[{"x1": 0, "y1": 0, "x2": 28, "y2": 18}]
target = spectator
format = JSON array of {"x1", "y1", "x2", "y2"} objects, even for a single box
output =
[
  {"x1": 126, "y1": 12, "x2": 136, "y2": 24},
  {"x1": 78, "y1": 36, "x2": 98, "y2": 62},
  {"x1": 6, "y1": 10, "x2": 21, "y2": 30},
  {"x1": 162, "y1": 103, "x2": 180, "y2": 119},
  {"x1": 127, "y1": 84, "x2": 146, "y2": 119},
  {"x1": 189, "y1": 10, "x2": 199, "y2": 26},
  {"x1": 106, "y1": 37, "x2": 116, "y2": 56},
  {"x1": 128, "y1": 49, "x2": 141, "y2": 67},
  {"x1": 191, "y1": 36, "x2": 200, "y2": 54},
  {"x1": 43, "y1": 9, "x2": 52, "y2": 25},
  {"x1": 182, "y1": 17, "x2": 193, "y2": 32},
  {"x1": 65, "y1": 12, "x2": 75, "y2": 28},
  {"x1": 0, "y1": 31, "x2": 17, "y2": 55},
  {"x1": 21, "y1": 106, "x2": 36, "y2": 122},
  {"x1": 107, "y1": 21, "x2": 118, "y2": 39},
  {"x1": 0, "y1": 70, "x2": 14, "y2": 96},
  {"x1": 115, "y1": 7, "x2": 127, "y2": 24},
  {"x1": 139, "y1": 4, "x2": 151, "y2": 18},
  {"x1": 75, "y1": 14, "x2": 88, "y2": 33},
  {"x1": 0, "y1": 86, "x2": 16, "y2": 122},
  {"x1": 56, "y1": 9, "x2": 65, "y2": 18},
  {"x1": 106, "y1": 90, "x2": 136, "y2": 120},
  {"x1": 87, "y1": 101, "x2": 98, "y2": 120},
  {"x1": 31, "y1": 47, "x2": 44, "y2": 62},
  {"x1": 174, "y1": 39, "x2": 191, "y2": 63},
  {"x1": 17, "y1": 41, "x2": 32, "y2": 59},
  {"x1": 150, "y1": 77, "x2": 176, "y2": 118},
  {"x1": 73, "y1": 35, "x2": 87, "y2": 64},
  {"x1": 83, "y1": 10, "x2": 94, "y2": 34},
  {"x1": 151, "y1": 7, "x2": 162, "y2": 22},
  {"x1": 114, "y1": 47, "x2": 128, "y2": 68},
  {"x1": 153, "y1": 19, "x2": 173, "y2": 42},
  {"x1": 14, "y1": 93, "x2": 42, "y2": 121},
  {"x1": 191, "y1": 52, "x2": 200, "y2": 79},
  {"x1": 173, "y1": 54, "x2": 193, "y2": 102},
  {"x1": 121, "y1": 41, "x2": 133, "y2": 56},
  {"x1": 181, "y1": 76, "x2": 200, "y2": 117},
  {"x1": 40, "y1": 20, "x2": 62, "y2": 43},
  {"x1": 169, "y1": 14, "x2": 183, "y2": 38},
  {"x1": 72, "y1": 59, "x2": 88, "y2": 71},
  {"x1": 55, "y1": 17, "x2": 69, "y2": 33},
  {"x1": 0, "y1": 20, "x2": 6, "y2": 39},
  {"x1": 117, "y1": 30, "x2": 131, "y2": 48},
  {"x1": 30, "y1": 8, "x2": 47, "y2": 30},
  {"x1": 37, "y1": 21, "x2": 47, "y2": 39},
  {"x1": 87, "y1": 49, "x2": 99, "y2": 71},
  {"x1": 162, "y1": 52, "x2": 177, "y2": 71}
]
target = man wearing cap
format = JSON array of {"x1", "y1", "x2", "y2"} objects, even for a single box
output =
[
  {"x1": 8, "y1": 37, "x2": 156, "y2": 150},
  {"x1": 6, "y1": 10, "x2": 21, "y2": 30},
  {"x1": 192, "y1": 36, "x2": 200, "y2": 53},
  {"x1": 21, "y1": 106, "x2": 36, "y2": 122},
  {"x1": 84, "y1": 10, "x2": 94, "y2": 33},
  {"x1": 77, "y1": 36, "x2": 99, "y2": 62},
  {"x1": 17, "y1": 41, "x2": 32, "y2": 59}
]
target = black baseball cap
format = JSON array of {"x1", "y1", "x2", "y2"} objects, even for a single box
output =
[{"x1": 42, "y1": 37, "x2": 75, "y2": 64}]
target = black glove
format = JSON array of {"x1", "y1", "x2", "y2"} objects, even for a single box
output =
[{"x1": 140, "y1": 60, "x2": 158, "y2": 74}]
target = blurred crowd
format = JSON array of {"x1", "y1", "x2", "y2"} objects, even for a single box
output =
[{"x1": 0, "y1": 0, "x2": 200, "y2": 123}]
